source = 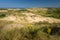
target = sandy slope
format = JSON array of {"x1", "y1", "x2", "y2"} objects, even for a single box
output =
[
  {"x1": 0, "y1": 13, "x2": 60, "y2": 23},
  {"x1": 0, "y1": 13, "x2": 60, "y2": 30},
  {"x1": 23, "y1": 13, "x2": 60, "y2": 23}
]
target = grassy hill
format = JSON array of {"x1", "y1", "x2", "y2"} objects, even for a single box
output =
[{"x1": 0, "y1": 8, "x2": 60, "y2": 40}]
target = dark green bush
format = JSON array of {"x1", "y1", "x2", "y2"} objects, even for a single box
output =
[{"x1": 0, "y1": 13, "x2": 6, "y2": 18}]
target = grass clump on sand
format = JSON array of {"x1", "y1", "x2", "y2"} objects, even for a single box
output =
[
  {"x1": 0, "y1": 22, "x2": 49, "y2": 40},
  {"x1": 0, "y1": 26, "x2": 47, "y2": 40},
  {"x1": 0, "y1": 22, "x2": 60, "y2": 40},
  {"x1": 45, "y1": 8, "x2": 60, "y2": 19},
  {"x1": 32, "y1": 8, "x2": 60, "y2": 19}
]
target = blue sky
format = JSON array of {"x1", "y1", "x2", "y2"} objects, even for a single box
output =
[{"x1": 0, "y1": 0, "x2": 60, "y2": 8}]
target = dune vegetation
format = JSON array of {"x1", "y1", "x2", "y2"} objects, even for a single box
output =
[{"x1": 0, "y1": 8, "x2": 60, "y2": 40}]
